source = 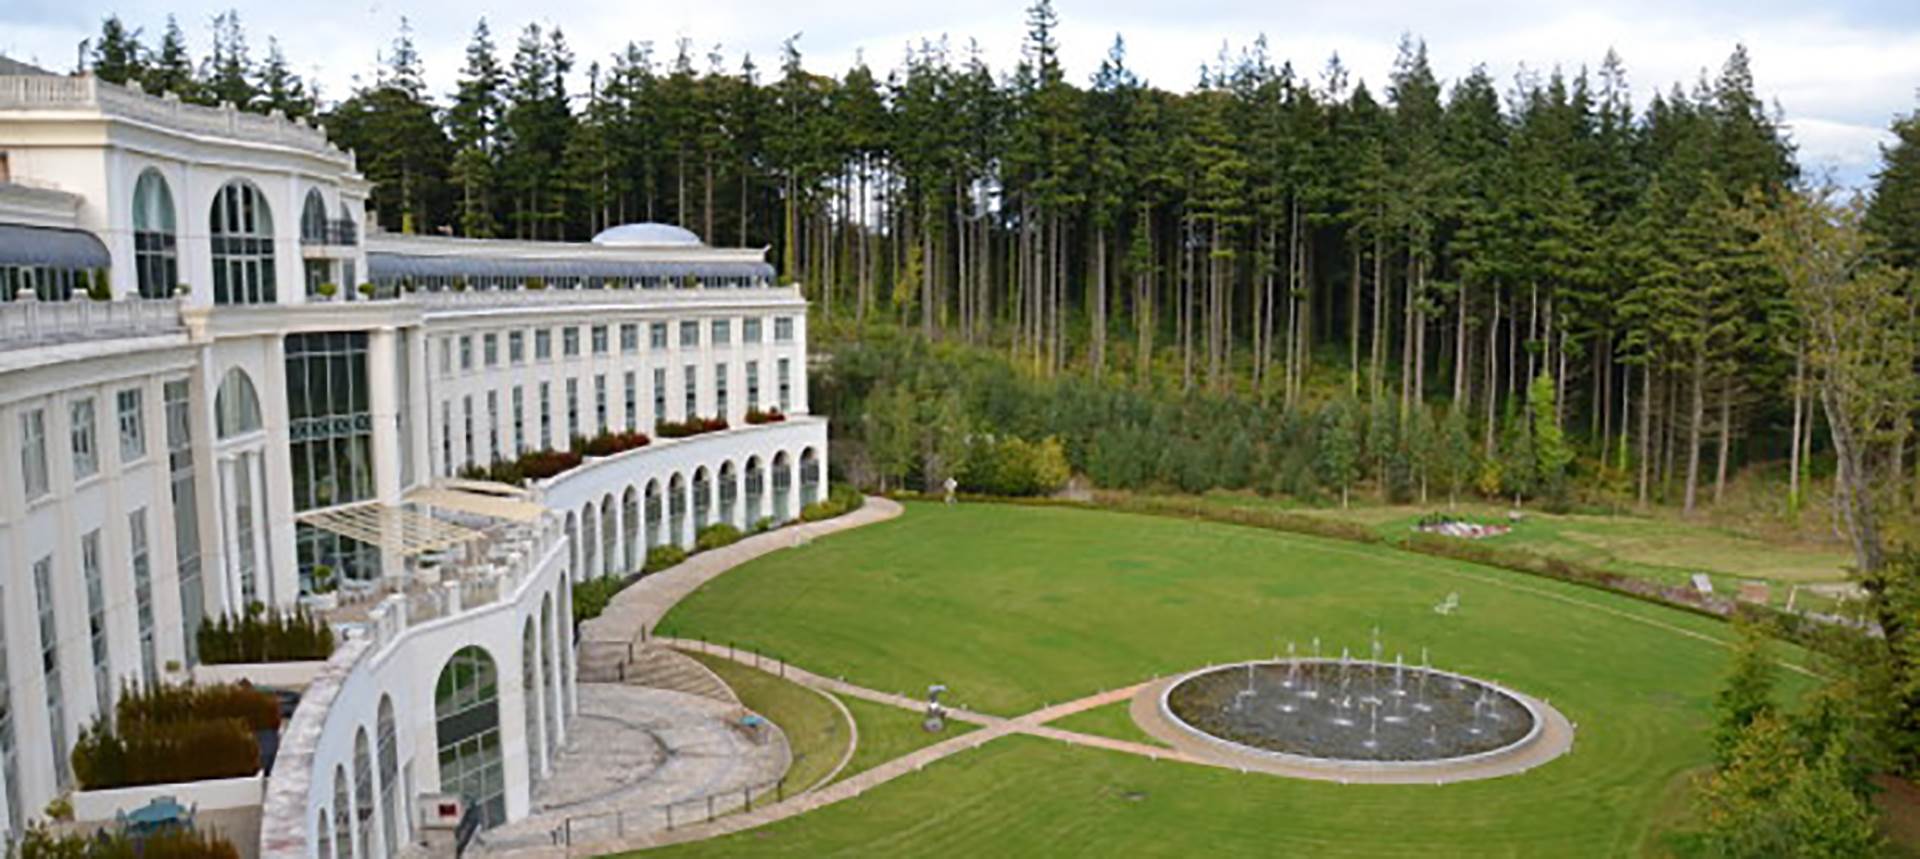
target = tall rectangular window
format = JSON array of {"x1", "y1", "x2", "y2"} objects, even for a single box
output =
[
  {"x1": 539, "y1": 383, "x2": 552, "y2": 449},
  {"x1": 649, "y1": 322, "x2": 668, "y2": 350},
  {"x1": 679, "y1": 321, "x2": 699, "y2": 349},
  {"x1": 487, "y1": 391, "x2": 500, "y2": 463},
  {"x1": 652, "y1": 369, "x2": 666, "y2": 428},
  {"x1": 715, "y1": 363, "x2": 729, "y2": 417},
  {"x1": 34, "y1": 555, "x2": 71, "y2": 788},
  {"x1": 70, "y1": 397, "x2": 98, "y2": 479},
  {"x1": 774, "y1": 316, "x2": 794, "y2": 343},
  {"x1": 566, "y1": 379, "x2": 579, "y2": 441},
  {"x1": 779, "y1": 358, "x2": 793, "y2": 412},
  {"x1": 747, "y1": 361, "x2": 761, "y2": 411},
  {"x1": 509, "y1": 330, "x2": 525, "y2": 364},
  {"x1": 684, "y1": 365, "x2": 698, "y2": 418},
  {"x1": 512, "y1": 387, "x2": 525, "y2": 454},
  {"x1": 624, "y1": 372, "x2": 637, "y2": 430},
  {"x1": 594, "y1": 375, "x2": 608, "y2": 434},
  {"x1": 0, "y1": 581, "x2": 20, "y2": 830},
  {"x1": 743, "y1": 317, "x2": 763, "y2": 344},
  {"x1": 165, "y1": 379, "x2": 203, "y2": 663},
  {"x1": 459, "y1": 335, "x2": 473, "y2": 371},
  {"x1": 711, "y1": 320, "x2": 731, "y2": 346},
  {"x1": 83, "y1": 530, "x2": 111, "y2": 719},
  {"x1": 483, "y1": 333, "x2": 498, "y2": 367},
  {"x1": 129, "y1": 509, "x2": 158, "y2": 688},
  {"x1": 564, "y1": 327, "x2": 580, "y2": 357},
  {"x1": 591, "y1": 325, "x2": 609, "y2": 355},
  {"x1": 21, "y1": 408, "x2": 48, "y2": 500},
  {"x1": 620, "y1": 323, "x2": 639, "y2": 354},
  {"x1": 441, "y1": 402, "x2": 452, "y2": 477},
  {"x1": 117, "y1": 388, "x2": 146, "y2": 462},
  {"x1": 535, "y1": 329, "x2": 553, "y2": 361},
  {"x1": 462, "y1": 396, "x2": 474, "y2": 467}
]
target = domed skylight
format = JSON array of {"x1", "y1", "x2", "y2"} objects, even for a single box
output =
[{"x1": 590, "y1": 223, "x2": 703, "y2": 247}]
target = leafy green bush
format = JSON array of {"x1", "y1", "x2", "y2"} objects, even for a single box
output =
[
  {"x1": 16, "y1": 822, "x2": 240, "y2": 859},
  {"x1": 964, "y1": 435, "x2": 1071, "y2": 496},
  {"x1": 116, "y1": 681, "x2": 281, "y2": 733},
  {"x1": 656, "y1": 416, "x2": 729, "y2": 438},
  {"x1": 196, "y1": 609, "x2": 334, "y2": 664},
  {"x1": 644, "y1": 545, "x2": 688, "y2": 572},
  {"x1": 695, "y1": 523, "x2": 743, "y2": 551},
  {"x1": 749, "y1": 517, "x2": 777, "y2": 534},
  {"x1": 801, "y1": 483, "x2": 866, "y2": 522},
  {"x1": 572, "y1": 575, "x2": 630, "y2": 624}
]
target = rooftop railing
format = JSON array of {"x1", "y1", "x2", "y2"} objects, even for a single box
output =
[
  {"x1": 300, "y1": 219, "x2": 359, "y2": 247},
  {"x1": 0, "y1": 74, "x2": 348, "y2": 164},
  {"x1": 406, "y1": 281, "x2": 802, "y2": 312},
  {"x1": 0, "y1": 295, "x2": 184, "y2": 351}
]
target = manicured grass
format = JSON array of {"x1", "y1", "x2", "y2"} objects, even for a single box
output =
[
  {"x1": 1182, "y1": 491, "x2": 1853, "y2": 596},
  {"x1": 834, "y1": 695, "x2": 974, "y2": 783},
  {"x1": 1046, "y1": 700, "x2": 1169, "y2": 749},
  {"x1": 686, "y1": 652, "x2": 849, "y2": 793},
  {"x1": 651, "y1": 501, "x2": 1815, "y2": 855}
]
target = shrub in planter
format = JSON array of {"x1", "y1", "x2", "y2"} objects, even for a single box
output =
[
  {"x1": 72, "y1": 714, "x2": 260, "y2": 789},
  {"x1": 314, "y1": 282, "x2": 338, "y2": 299},
  {"x1": 744, "y1": 407, "x2": 786, "y2": 425},
  {"x1": 695, "y1": 523, "x2": 742, "y2": 552},
  {"x1": 197, "y1": 608, "x2": 335, "y2": 664},
  {"x1": 581, "y1": 430, "x2": 650, "y2": 458},
  {"x1": 655, "y1": 417, "x2": 729, "y2": 439},
  {"x1": 518, "y1": 449, "x2": 584, "y2": 481},
  {"x1": 525, "y1": 276, "x2": 548, "y2": 291},
  {"x1": 643, "y1": 545, "x2": 688, "y2": 573},
  {"x1": 17, "y1": 822, "x2": 241, "y2": 859},
  {"x1": 357, "y1": 282, "x2": 376, "y2": 298}
]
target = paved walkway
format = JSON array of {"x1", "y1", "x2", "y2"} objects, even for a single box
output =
[{"x1": 472, "y1": 684, "x2": 788, "y2": 855}]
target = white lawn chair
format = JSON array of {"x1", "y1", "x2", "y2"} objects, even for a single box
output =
[{"x1": 1433, "y1": 592, "x2": 1460, "y2": 615}]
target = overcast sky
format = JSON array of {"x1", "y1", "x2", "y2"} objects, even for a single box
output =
[{"x1": 5, "y1": 0, "x2": 1917, "y2": 188}]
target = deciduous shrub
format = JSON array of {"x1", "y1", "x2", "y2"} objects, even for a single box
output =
[
  {"x1": 197, "y1": 608, "x2": 334, "y2": 664},
  {"x1": 695, "y1": 523, "x2": 743, "y2": 552},
  {"x1": 644, "y1": 545, "x2": 688, "y2": 572},
  {"x1": 579, "y1": 430, "x2": 650, "y2": 458},
  {"x1": 744, "y1": 407, "x2": 786, "y2": 425},
  {"x1": 964, "y1": 435, "x2": 1071, "y2": 496}
]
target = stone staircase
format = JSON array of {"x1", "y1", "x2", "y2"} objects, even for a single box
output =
[{"x1": 577, "y1": 640, "x2": 739, "y2": 707}]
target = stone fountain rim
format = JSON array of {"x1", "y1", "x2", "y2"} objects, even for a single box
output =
[{"x1": 1157, "y1": 658, "x2": 1547, "y2": 772}]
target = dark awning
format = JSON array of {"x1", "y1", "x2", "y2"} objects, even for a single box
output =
[
  {"x1": 366, "y1": 251, "x2": 774, "y2": 282},
  {"x1": 0, "y1": 223, "x2": 110, "y2": 269}
]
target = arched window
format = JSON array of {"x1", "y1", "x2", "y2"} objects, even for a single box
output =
[
  {"x1": 435, "y1": 646, "x2": 505, "y2": 827},
  {"x1": 133, "y1": 169, "x2": 178, "y2": 298},
  {"x1": 668, "y1": 473, "x2": 687, "y2": 548},
  {"x1": 621, "y1": 487, "x2": 639, "y2": 573},
  {"x1": 521, "y1": 620, "x2": 542, "y2": 785},
  {"x1": 302, "y1": 189, "x2": 328, "y2": 244},
  {"x1": 718, "y1": 461, "x2": 738, "y2": 528},
  {"x1": 353, "y1": 729, "x2": 376, "y2": 859},
  {"x1": 644, "y1": 480, "x2": 663, "y2": 550},
  {"x1": 772, "y1": 452, "x2": 793, "y2": 522},
  {"x1": 599, "y1": 498, "x2": 616, "y2": 578},
  {"x1": 540, "y1": 595, "x2": 557, "y2": 761},
  {"x1": 210, "y1": 179, "x2": 276, "y2": 305},
  {"x1": 693, "y1": 467, "x2": 712, "y2": 531},
  {"x1": 317, "y1": 806, "x2": 334, "y2": 859},
  {"x1": 579, "y1": 504, "x2": 596, "y2": 581},
  {"x1": 333, "y1": 765, "x2": 353, "y2": 859},
  {"x1": 744, "y1": 457, "x2": 764, "y2": 527},
  {"x1": 376, "y1": 697, "x2": 399, "y2": 859},
  {"x1": 800, "y1": 447, "x2": 821, "y2": 507},
  {"x1": 216, "y1": 368, "x2": 263, "y2": 439}
]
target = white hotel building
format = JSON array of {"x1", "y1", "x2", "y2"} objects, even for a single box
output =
[{"x1": 0, "y1": 66, "x2": 825, "y2": 857}]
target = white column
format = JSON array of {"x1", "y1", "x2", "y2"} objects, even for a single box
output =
[
  {"x1": 249, "y1": 451, "x2": 273, "y2": 607},
  {"x1": 367, "y1": 329, "x2": 402, "y2": 580},
  {"x1": 217, "y1": 455, "x2": 242, "y2": 615}
]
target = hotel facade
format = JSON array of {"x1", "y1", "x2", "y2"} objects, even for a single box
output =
[{"x1": 0, "y1": 67, "x2": 825, "y2": 858}]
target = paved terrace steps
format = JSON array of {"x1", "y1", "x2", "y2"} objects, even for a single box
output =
[{"x1": 619, "y1": 646, "x2": 739, "y2": 706}]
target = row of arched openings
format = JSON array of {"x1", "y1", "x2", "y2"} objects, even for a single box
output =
[
  {"x1": 566, "y1": 447, "x2": 820, "y2": 580},
  {"x1": 131, "y1": 169, "x2": 352, "y2": 303}
]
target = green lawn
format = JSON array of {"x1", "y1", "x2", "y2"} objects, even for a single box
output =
[
  {"x1": 834, "y1": 695, "x2": 974, "y2": 783},
  {"x1": 686, "y1": 652, "x2": 850, "y2": 793},
  {"x1": 645, "y1": 501, "x2": 1815, "y2": 856},
  {"x1": 1046, "y1": 700, "x2": 1169, "y2": 749}
]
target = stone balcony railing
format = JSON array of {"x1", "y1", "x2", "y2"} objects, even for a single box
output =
[
  {"x1": 0, "y1": 73, "x2": 349, "y2": 164},
  {"x1": 0, "y1": 294, "x2": 184, "y2": 350},
  {"x1": 409, "y1": 282, "x2": 806, "y2": 313}
]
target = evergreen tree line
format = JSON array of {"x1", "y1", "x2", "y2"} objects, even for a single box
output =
[{"x1": 79, "y1": 6, "x2": 1920, "y2": 531}]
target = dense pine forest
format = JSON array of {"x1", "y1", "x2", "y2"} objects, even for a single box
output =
[{"x1": 76, "y1": 5, "x2": 1920, "y2": 566}]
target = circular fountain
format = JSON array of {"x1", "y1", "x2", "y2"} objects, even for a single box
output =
[{"x1": 1151, "y1": 658, "x2": 1566, "y2": 779}]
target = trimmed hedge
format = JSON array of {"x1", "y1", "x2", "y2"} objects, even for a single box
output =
[
  {"x1": 72, "y1": 682, "x2": 280, "y2": 790},
  {"x1": 573, "y1": 574, "x2": 631, "y2": 624},
  {"x1": 197, "y1": 609, "x2": 334, "y2": 664}
]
